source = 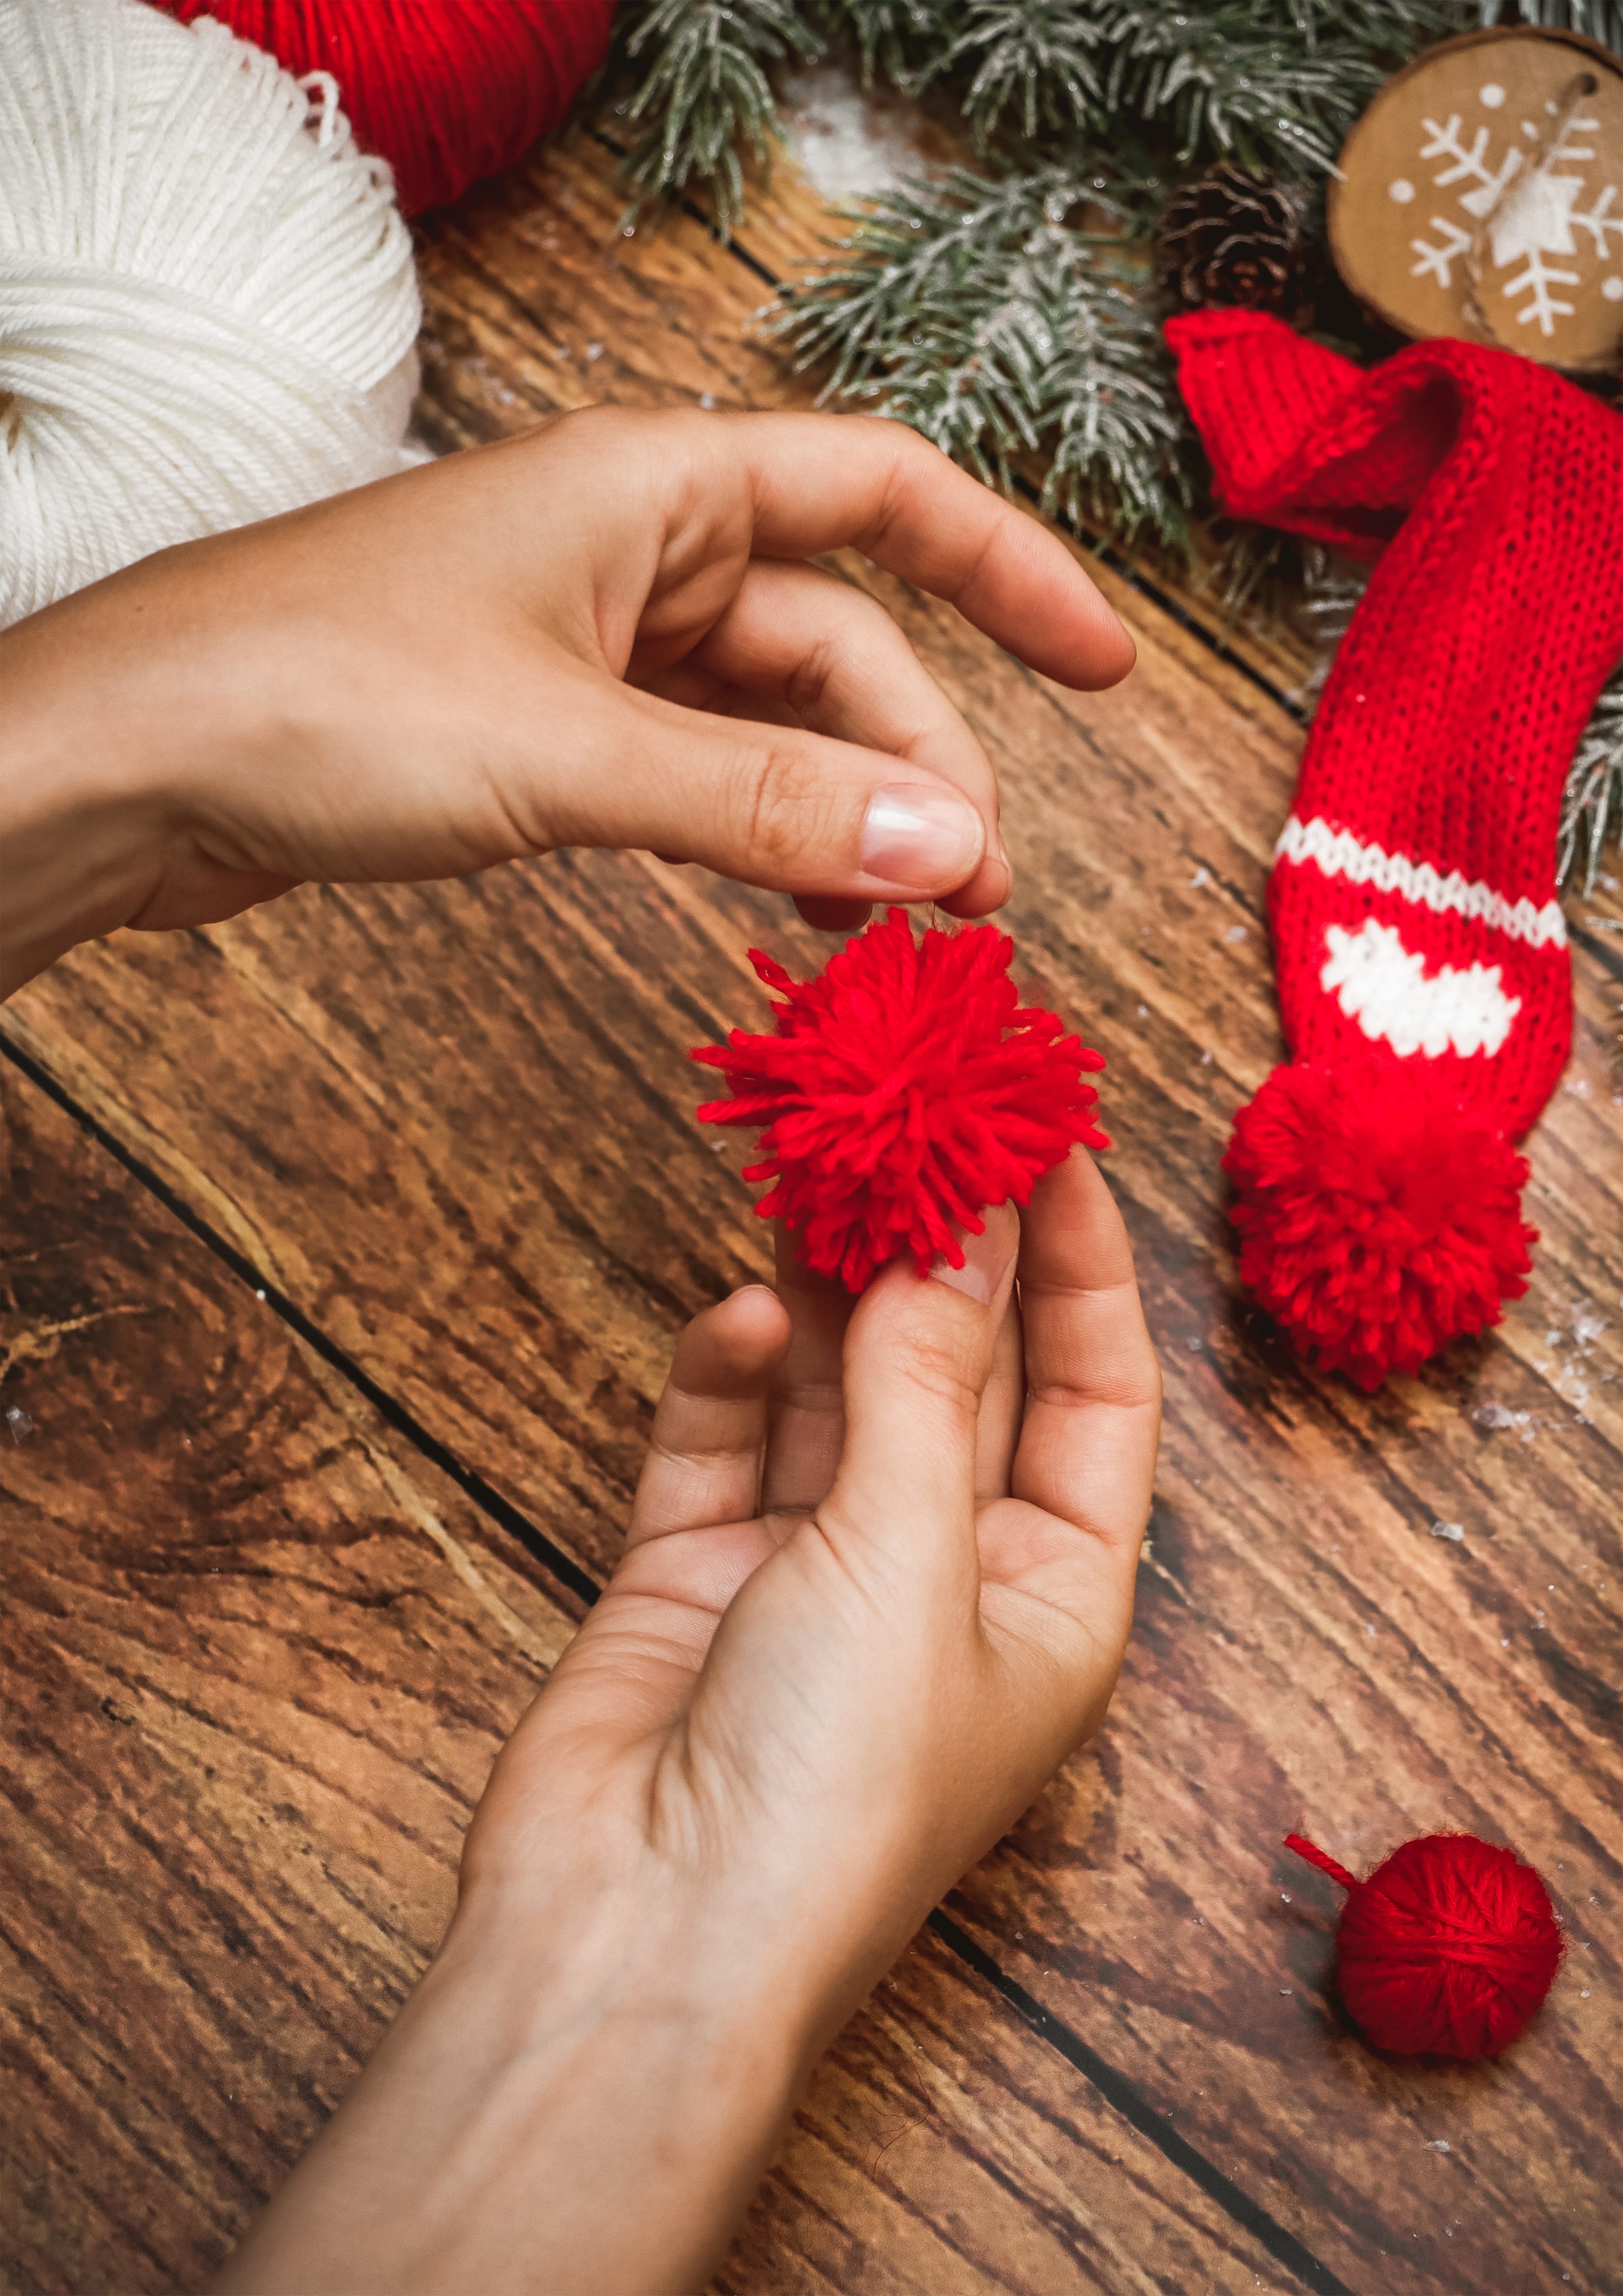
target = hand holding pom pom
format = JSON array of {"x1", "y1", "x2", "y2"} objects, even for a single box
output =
[{"x1": 692, "y1": 909, "x2": 1108, "y2": 1290}]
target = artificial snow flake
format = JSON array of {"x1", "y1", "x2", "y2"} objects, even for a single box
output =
[
  {"x1": 1410, "y1": 213, "x2": 1470, "y2": 288},
  {"x1": 1418, "y1": 112, "x2": 1523, "y2": 216},
  {"x1": 1404, "y1": 96, "x2": 1623, "y2": 341}
]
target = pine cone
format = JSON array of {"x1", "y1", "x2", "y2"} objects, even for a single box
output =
[{"x1": 1157, "y1": 165, "x2": 1308, "y2": 312}]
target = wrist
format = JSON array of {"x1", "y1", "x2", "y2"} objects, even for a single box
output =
[
  {"x1": 1, "y1": 636, "x2": 153, "y2": 1000},
  {"x1": 0, "y1": 589, "x2": 190, "y2": 999},
  {"x1": 0, "y1": 567, "x2": 303, "y2": 999},
  {"x1": 215, "y1": 1861, "x2": 829, "y2": 2296}
]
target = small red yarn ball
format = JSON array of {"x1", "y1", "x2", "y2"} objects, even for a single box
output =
[
  {"x1": 159, "y1": 0, "x2": 616, "y2": 216},
  {"x1": 1225, "y1": 1060, "x2": 1534, "y2": 1390},
  {"x1": 692, "y1": 908, "x2": 1108, "y2": 1292},
  {"x1": 1288, "y1": 1833, "x2": 1563, "y2": 2059}
]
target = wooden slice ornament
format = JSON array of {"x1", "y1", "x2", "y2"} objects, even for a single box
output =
[{"x1": 1328, "y1": 26, "x2": 1623, "y2": 370}]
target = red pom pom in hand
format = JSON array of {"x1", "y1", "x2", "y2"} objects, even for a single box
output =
[
  {"x1": 692, "y1": 909, "x2": 1107, "y2": 1291},
  {"x1": 1225, "y1": 1061, "x2": 1535, "y2": 1391},
  {"x1": 1287, "y1": 1832, "x2": 1563, "y2": 2059}
]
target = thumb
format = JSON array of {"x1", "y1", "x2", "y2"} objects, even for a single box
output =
[
  {"x1": 556, "y1": 681, "x2": 988, "y2": 905},
  {"x1": 821, "y1": 1206, "x2": 1021, "y2": 1574}
]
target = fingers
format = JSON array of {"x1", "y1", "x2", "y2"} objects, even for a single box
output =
[
  {"x1": 760, "y1": 1224, "x2": 854, "y2": 1517},
  {"x1": 820, "y1": 1204, "x2": 1020, "y2": 1576},
  {"x1": 1012, "y1": 1150, "x2": 1161, "y2": 1558},
  {"x1": 794, "y1": 895, "x2": 874, "y2": 932},
  {"x1": 628, "y1": 1285, "x2": 790, "y2": 1547},
  {"x1": 763, "y1": 1221, "x2": 1022, "y2": 1514},
  {"x1": 729, "y1": 414, "x2": 1136, "y2": 693},
  {"x1": 540, "y1": 668, "x2": 991, "y2": 911},
  {"x1": 976, "y1": 1296, "x2": 1024, "y2": 1502},
  {"x1": 671, "y1": 561, "x2": 1009, "y2": 919}
]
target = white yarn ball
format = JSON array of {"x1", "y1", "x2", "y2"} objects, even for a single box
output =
[{"x1": 0, "y1": 0, "x2": 426, "y2": 629}]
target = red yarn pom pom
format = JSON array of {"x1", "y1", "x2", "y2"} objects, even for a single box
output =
[
  {"x1": 1287, "y1": 1832, "x2": 1563, "y2": 2059},
  {"x1": 162, "y1": 0, "x2": 616, "y2": 216},
  {"x1": 692, "y1": 909, "x2": 1108, "y2": 1291},
  {"x1": 1224, "y1": 1061, "x2": 1534, "y2": 1390}
]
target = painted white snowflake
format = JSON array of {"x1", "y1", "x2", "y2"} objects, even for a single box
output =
[{"x1": 1400, "y1": 89, "x2": 1623, "y2": 338}]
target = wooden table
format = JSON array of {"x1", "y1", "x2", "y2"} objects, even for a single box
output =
[{"x1": 4, "y1": 98, "x2": 1621, "y2": 2296}]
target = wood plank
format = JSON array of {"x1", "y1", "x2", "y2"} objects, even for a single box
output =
[
  {"x1": 6, "y1": 121, "x2": 1622, "y2": 2294},
  {"x1": 0, "y1": 1065, "x2": 569, "y2": 2290},
  {"x1": 0, "y1": 1069, "x2": 1295, "y2": 2294}
]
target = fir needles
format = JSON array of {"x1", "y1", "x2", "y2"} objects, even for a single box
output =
[{"x1": 769, "y1": 163, "x2": 1193, "y2": 545}]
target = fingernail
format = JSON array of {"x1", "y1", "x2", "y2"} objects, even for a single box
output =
[
  {"x1": 933, "y1": 1205, "x2": 1018, "y2": 1305},
  {"x1": 861, "y1": 783, "x2": 983, "y2": 891}
]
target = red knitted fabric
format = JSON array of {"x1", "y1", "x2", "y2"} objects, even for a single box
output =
[
  {"x1": 160, "y1": 1, "x2": 615, "y2": 217},
  {"x1": 1168, "y1": 310, "x2": 1623, "y2": 1388},
  {"x1": 691, "y1": 908, "x2": 1107, "y2": 1292}
]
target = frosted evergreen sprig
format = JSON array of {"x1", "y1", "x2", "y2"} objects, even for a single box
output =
[
  {"x1": 1560, "y1": 671, "x2": 1623, "y2": 895},
  {"x1": 608, "y1": 0, "x2": 1473, "y2": 226},
  {"x1": 839, "y1": 0, "x2": 952, "y2": 86},
  {"x1": 615, "y1": 0, "x2": 823, "y2": 236},
  {"x1": 1086, "y1": 2, "x2": 1456, "y2": 175},
  {"x1": 1485, "y1": 0, "x2": 1623, "y2": 51},
  {"x1": 768, "y1": 164, "x2": 1194, "y2": 546},
  {"x1": 936, "y1": 2, "x2": 1109, "y2": 143}
]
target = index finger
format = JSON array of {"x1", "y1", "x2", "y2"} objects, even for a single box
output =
[
  {"x1": 1013, "y1": 1148, "x2": 1162, "y2": 1555},
  {"x1": 731, "y1": 413, "x2": 1137, "y2": 694}
]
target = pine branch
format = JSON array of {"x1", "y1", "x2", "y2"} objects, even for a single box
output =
[
  {"x1": 769, "y1": 164, "x2": 1194, "y2": 548},
  {"x1": 1561, "y1": 669, "x2": 1623, "y2": 894},
  {"x1": 836, "y1": 0, "x2": 954, "y2": 86},
  {"x1": 615, "y1": 0, "x2": 826, "y2": 236},
  {"x1": 937, "y1": 3, "x2": 1108, "y2": 143},
  {"x1": 1088, "y1": 1, "x2": 1461, "y2": 175},
  {"x1": 1481, "y1": 0, "x2": 1623, "y2": 56},
  {"x1": 610, "y1": 0, "x2": 1469, "y2": 234}
]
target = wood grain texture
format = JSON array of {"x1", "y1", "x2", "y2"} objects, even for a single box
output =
[
  {"x1": 0, "y1": 1071, "x2": 565, "y2": 2292},
  {"x1": 5, "y1": 107, "x2": 1622, "y2": 2296},
  {"x1": 1, "y1": 1077, "x2": 1296, "y2": 2296}
]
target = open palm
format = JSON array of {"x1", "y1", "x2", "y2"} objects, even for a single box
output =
[
  {"x1": 217, "y1": 1148, "x2": 1160, "y2": 2296},
  {"x1": 464, "y1": 1149, "x2": 1161, "y2": 2003}
]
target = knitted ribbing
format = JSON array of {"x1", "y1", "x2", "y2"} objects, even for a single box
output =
[
  {"x1": 0, "y1": 0, "x2": 425, "y2": 629},
  {"x1": 1167, "y1": 310, "x2": 1623, "y2": 1142}
]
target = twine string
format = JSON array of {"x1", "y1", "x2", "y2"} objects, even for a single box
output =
[{"x1": 1461, "y1": 69, "x2": 1600, "y2": 348}]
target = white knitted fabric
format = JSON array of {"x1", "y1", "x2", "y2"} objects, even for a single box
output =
[{"x1": 0, "y1": 0, "x2": 426, "y2": 629}]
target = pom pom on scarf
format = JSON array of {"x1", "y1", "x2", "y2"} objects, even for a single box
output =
[{"x1": 1225, "y1": 1062, "x2": 1534, "y2": 1391}]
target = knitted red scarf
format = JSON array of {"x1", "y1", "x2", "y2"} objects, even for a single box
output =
[{"x1": 1166, "y1": 310, "x2": 1623, "y2": 1389}]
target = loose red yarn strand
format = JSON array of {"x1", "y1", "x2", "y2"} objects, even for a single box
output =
[{"x1": 1282, "y1": 1833, "x2": 1359, "y2": 1893}]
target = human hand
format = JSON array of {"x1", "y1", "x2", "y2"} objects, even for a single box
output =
[
  {"x1": 216, "y1": 1149, "x2": 1160, "y2": 2296},
  {"x1": 2, "y1": 409, "x2": 1133, "y2": 996}
]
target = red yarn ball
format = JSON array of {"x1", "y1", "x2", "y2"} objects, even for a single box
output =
[
  {"x1": 692, "y1": 908, "x2": 1108, "y2": 1292},
  {"x1": 1287, "y1": 1832, "x2": 1563, "y2": 2059},
  {"x1": 160, "y1": 0, "x2": 616, "y2": 215},
  {"x1": 1224, "y1": 1060, "x2": 1534, "y2": 1391}
]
